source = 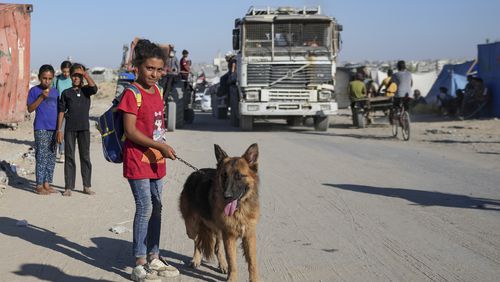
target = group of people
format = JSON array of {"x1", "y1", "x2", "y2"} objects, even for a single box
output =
[
  {"x1": 437, "y1": 75, "x2": 489, "y2": 118},
  {"x1": 28, "y1": 40, "x2": 181, "y2": 281},
  {"x1": 348, "y1": 61, "x2": 490, "y2": 120},
  {"x1": 348, "y1": 60, "x2": 414, "y2": 122},
  {"x1": 27, "y1": 61, "x2": 97, "y2": 196},
  {"x1": 349, "y1": 61, "x2": 413, "y2": 102},
  {"x1": 160, "y1": 46, "x2": 192, "y2": 97}
]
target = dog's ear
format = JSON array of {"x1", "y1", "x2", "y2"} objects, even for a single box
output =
[
  {"x1": 214, "y1": 144, "x2": 228, "y2": 164},
  {"x1": 243, "y1": 143, "x2": 258, "y2": 170}
]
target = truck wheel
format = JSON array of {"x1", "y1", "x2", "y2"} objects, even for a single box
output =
[
  {"x1": 240, "y1": 115, "x2": 253, "y2": 131},
  {"x1": 314, "y1": 116, "x2": 329, "y2": 131},
  {"x1": 286, "y1": 117, "x2": 302, "y2": 126},
  {"x1": 167, "y1": 101, "x2": 176, "y2": 131},
  {"x1": 217, "y1": 107, "x2": 228, "y2": 119},
  {"x1": 184, "y1": 109, "x2": 195, "y2": 124},
  {"x1": 176, "y1": 104, "x2": 184, "y2": 129},
  {"x1": 230, "y1": 95, "x2": 239, "y2": 127},
  {"x1": 303, "y1": 117, "x2": 314, "y2": 126}
]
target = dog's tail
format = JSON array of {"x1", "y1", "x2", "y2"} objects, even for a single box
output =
[{"x1": 196, "y1": 226, "x2": 216, "y2": 260}]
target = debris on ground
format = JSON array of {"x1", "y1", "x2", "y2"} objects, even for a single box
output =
[{"x1": 109, "y1": 226, "x2": 130, "y2": 234}]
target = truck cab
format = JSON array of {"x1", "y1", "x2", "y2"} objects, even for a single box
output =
[{"x1": 232, "y1": 6, "x2": 342, "y2": 131}]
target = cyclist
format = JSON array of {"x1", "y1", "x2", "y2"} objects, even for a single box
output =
[
  {"x1": 391, "y1": 60, "x2": 413, "y2": 107},
  {"x1": 388, "y1": 60, "x2": 413, "y2": 125}
]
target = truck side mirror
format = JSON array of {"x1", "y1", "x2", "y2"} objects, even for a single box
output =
[{"x1": 233, "y1": 29, "x2": 240, "y2": 50}]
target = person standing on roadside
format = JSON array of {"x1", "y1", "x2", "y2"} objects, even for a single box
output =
[
  {"x1": 51, "y1": 60, "x2": 72, "y2": 163},
  {"x1": 56, "y1": 63, "x2": 97, "y2": 197},
  {"x1": 179, "y1": 49, "x2": 191, "y2": 89},
  {"x1": 117, "y1": 39, "x2": 180, "y2": 281},
  {"x1": 27, "y1": 64, "x2": 59, "y2": 195}
]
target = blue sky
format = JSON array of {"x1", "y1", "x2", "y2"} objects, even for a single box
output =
[{"x1": 4, "y1": 0, "x2": 500, "y2": 69}]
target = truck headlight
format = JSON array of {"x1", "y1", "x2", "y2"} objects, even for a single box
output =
[
  {"x1": 245, "y1": 91, "x2": 259, "y2": 101},
  {"x1": 318, "y1": 91, "x2": 331, "y2": 101}
]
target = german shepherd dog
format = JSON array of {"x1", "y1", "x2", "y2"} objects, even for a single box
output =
[{"x1": 179, "y1": 143, "x2": 260, "y2": 282}]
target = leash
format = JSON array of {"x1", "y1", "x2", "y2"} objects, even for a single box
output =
[{"x1": 176, "y1": 155, "x2": 204, "y2": 174}]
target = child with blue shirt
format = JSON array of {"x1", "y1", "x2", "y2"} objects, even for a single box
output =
[{"x1": 27, "y1": 64, "x2": 59, "y2": 195}]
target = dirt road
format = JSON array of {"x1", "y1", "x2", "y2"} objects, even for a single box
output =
[{"x1": 1, "y1": 105, "x2": 500, "y2": 281}]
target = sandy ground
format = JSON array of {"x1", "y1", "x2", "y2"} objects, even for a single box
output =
[{"x1": 1, "y1": 85, "x2": 499, "y2": 281}]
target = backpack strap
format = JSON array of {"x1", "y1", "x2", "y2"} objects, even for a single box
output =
[
  {"x1": 127, "y1": 83, "x2": 163, "y2": 108},
  {"x1": 127, "y1": 84, "x2": 142, "y2": 108},
  {"x1": 154, "y1": 83, "x2": 164, "y2": 99}
]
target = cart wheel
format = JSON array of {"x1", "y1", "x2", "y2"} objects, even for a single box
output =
[
  {"x1": 356, "y1": 112, "x2": 366, "y2": 128},
  {"x1": 391, "y1": 114, "x2": 398, "y2": 137}
]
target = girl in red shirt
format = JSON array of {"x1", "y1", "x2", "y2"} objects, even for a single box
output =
[{"x1": 117, "y1": 39, "x2": 179, "y2": 281}]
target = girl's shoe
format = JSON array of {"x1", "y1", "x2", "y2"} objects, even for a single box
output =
[
  {"x1": 131, "y1": 264, "x2": 160, "y2": 282},
  {"x1": 151, "y1": 257, "x2": 180, "y2": 277}
]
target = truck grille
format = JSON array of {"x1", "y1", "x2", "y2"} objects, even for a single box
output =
[
  {"x1": 247, "y1": 64, "x2": 331, "y2": 88},
  {"x1": 266, "y1": 89, "x2": 311, "y2": 102}
]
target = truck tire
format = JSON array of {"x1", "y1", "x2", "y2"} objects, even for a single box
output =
[
  {"x1": 303, "y1": 117, "x2": 314, "y2": 126},
  {"x1": 167, "y1": 101, "x2": 176, "y2": 131},
  {"x1": 184, "y1": 108, "x2": 195, "y2": 124},
  {"x1": 170, "y1": 82, "x2": 185, "y2": 129},
  {"x1": 240, "y1": 115, "x2": 253, "y2": 131},
  {"x1": 176, "y1": 101, "x2": 184, "y2": 129},
  {"x1": 286, "y1": 117, "x2": 302, "y2": 126},
  {"x1": 230, "y1": 93, "x2": 239, "y2": 127},
  {"x1": 314, "y1": 116, "x2": 329, "y2": 131},
  {"x1": 217, "y1": 107, "x2": 228, "y2": 119}
]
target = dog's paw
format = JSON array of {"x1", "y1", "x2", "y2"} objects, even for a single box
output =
[
  {"x1": 218, "y1": 262, "x2": 228, "y2": 274},
  {"x1": 189, "y1": 260, "x2": 201, "y2": 269}
]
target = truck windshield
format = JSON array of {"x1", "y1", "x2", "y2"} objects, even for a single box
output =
[{"x1": 244, "y1": 22, "x2": 331, "y2": 56}]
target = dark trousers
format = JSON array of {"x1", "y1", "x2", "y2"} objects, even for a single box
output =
[{"x1": 64, "y1": 130, "x2": 92, "y2": 189}]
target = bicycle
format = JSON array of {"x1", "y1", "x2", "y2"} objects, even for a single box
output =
[{"x1": 389, "y1": 97, "x2": 411, "y2": 141}]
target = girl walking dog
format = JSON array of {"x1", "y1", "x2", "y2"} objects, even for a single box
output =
[{"x1": 116, "y1": 39, "x2": 180, "y2": 281}]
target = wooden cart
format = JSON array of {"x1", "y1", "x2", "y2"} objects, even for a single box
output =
[{"x1": 351, "y1": 96, "x2": 394, "y2": 128}]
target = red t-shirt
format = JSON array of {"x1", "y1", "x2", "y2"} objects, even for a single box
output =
[{"x1": 117, "y1": 84, "x2": 166, "y2": 179}]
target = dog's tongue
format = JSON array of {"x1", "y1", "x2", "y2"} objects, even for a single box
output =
[{"x1": 224, "y1": 200, "x2": 238, "y2": 216}]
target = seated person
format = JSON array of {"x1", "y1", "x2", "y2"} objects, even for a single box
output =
[
  {"x1": 377, "y1": 69, "x2": 397, "y2": 97},
  {"x1": 349, "y1": 73, "x2": 367, "y2": 102},
  {"x1": 413, "y1": 89, "x2": 427, "y2": 104},
  {"x1": 461, "y1": 77, "x2": 489, "y2": 118},
  {"x1": 437, "y1": 86, "x2": 457, "y2": 115},
  {"x1": 349, "y1": 73, "x2": 371, "y2": 123}
]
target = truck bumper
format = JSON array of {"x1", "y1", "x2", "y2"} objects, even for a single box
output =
[{"x1": 239, "y1": 102, "x2": 338, "y2": 116}]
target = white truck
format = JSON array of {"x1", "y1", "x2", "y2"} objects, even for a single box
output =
[{"x1": 230, "y1": 6, "x2": 342, "y2": 131}]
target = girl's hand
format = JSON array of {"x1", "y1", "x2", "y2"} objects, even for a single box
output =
[
  {"x1": 159, "y1": 143, "x2": 176, "y2": 160},
  {"x1": 41, "y1": 88, "x2": 50, "y2": 99},
  {"x1": 56, "y1": 131, "x2": 63, "y2": 144}
]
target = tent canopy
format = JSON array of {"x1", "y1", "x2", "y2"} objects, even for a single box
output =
[{"x1": 426, "y1": 61, "x2": 476, "y2": 104}]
